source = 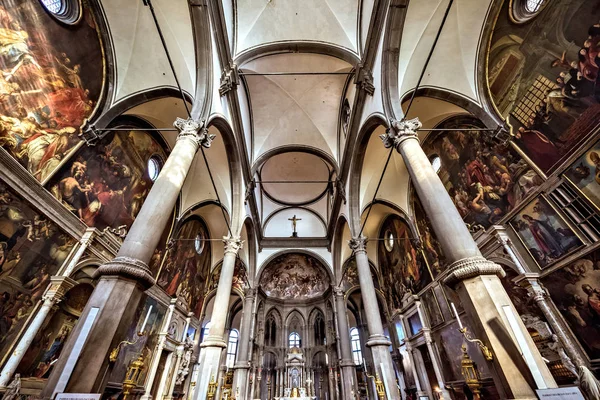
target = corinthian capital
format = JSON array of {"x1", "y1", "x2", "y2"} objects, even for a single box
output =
[
  {"x1": 380, "y1": 117, "x2": 422, "y2": 151},
  {"x1": 443, "y1": 256, "x2": 505, "y2": 287},
  {"x1": 174, "y1": 117, "x2": 216, "y2": 149},
  {"x1": 349, "y1": 236, "x2": 367, "y2": 254},
  {"x1": 223, "y1": 236, "x2": 243, "y2": 255}
]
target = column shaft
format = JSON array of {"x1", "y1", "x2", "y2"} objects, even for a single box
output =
[
  {"x1": 42, "y1": 118, "x2": 212, "y2": 397},
  {"x1": 232, "y1": 290, "x2": 255, "y2": 399},
  {"x1": 333, "y1": 288, "x2": 358, "y2": 399},
  {"x1": 350, "y1": 241, "x2": 400, "y2": 399}
]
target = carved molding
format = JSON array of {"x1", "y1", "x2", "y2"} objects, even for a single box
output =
[
  {"x1": 348, "y1": 236, "x2": 367, "y2": 254},
  {"x1": 443, "y1": 256, "x2": 506, "y2": 287},
  {"x1": 355, "y1": 64, "x2": 375, "y2": 96},
  {"x1": 95, "y1": 256, "x2": 155, "y2": 288},
  {"x1": 174, "y1": 117, "x2": 215, "y2": 149},
  {"x1": 380, "y1": 117, "x2": 422, "y2": 151},
  {"x1": 219, "y1": 64, "x2": 240, "y2": 96}
]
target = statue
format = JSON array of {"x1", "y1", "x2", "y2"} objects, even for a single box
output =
[{"x1": 3, "y1": 374, "x2": 20, "y2": 400}]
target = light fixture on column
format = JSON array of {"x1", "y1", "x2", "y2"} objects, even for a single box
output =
[
  {"x1": 122, "y1": 354, "x2": 145, "y2": 400},
  {"x1": 460, "y1": 345, "x2": 482, "y2": 400},
  {"x1": 451, "y1": 303, "x2": 494, "y2": 361}
]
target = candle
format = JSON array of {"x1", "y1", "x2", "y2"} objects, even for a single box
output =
[
  {"x1": 362, "y1": 357, "x2": 366, "y2": 369},
  {"x1": 450, "y1": 302, "x2": 463, "y2": 329},
  {"x1": 140, "y1": 305, "x2": 153, "y2": 334}
]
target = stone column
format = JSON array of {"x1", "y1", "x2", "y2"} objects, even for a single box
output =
[
  {"x1": 380, "y1": 118, "x2": 556, "y2": 398},
  {"x1": 417, "y1": 302, "x2": 450, "y2": 400},
  {"x1": 60, "y1": 228, "x2": 95, "y2": 277},
  {"x1": 333, "y1": 287, "x2": 358, "y2": 399},
  {"x1": 349, "y1": 237, "x2": 401, "y2": 399},
  {"x1": 194, "y1": 236, "x2": 243, "y2": 400},
  {"x1": 141, "y1": 298, "x2": 177, "y2": 400},
  {"x1": 42, "y1": 118, "x2": 214, "y2": 397},
  {"x1": 522, "y1": 278, "x2": 588, "y2": 367},
  {"x1": 404, "y1": 342, "x2": 423, "y2": 396},
  {"x1": 165, "y1": 345, "x2": 185, "y2": 400},
  {"x1": 0, "y1": 277, "x2": 76, "y2": 387},
  {"x1": 232, "y1": 288, "x2": 256, "y2": 399}
]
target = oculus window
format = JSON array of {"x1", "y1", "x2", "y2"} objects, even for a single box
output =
[
  {"x1": 147, "y1": 156, "x2": 162, "y2": 182},
  {"x1": 39, "y1": 0, "x2": 81, "y2": 24}
]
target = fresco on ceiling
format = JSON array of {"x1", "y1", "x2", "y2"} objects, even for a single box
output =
[
  {"x1": 500, "y1": 267, "x2": 578, "y2": 382},
  {"x1": 486, "y1": 0, "x2": 600, "y2": 173},
  {"x1": 208, "y1": 258, "x2": 248, "y2": 294},
  {"x1": 157, "y1": 217, "x2": 212, "y2": 316},
  {"x1": 259, "y1": 253, "x2": 329, "y2": 300},
  {"x1": 340, "y1": 257, "x2": 379, "y2": 292},
  {"x1": 413, "y1": 194, "x2": 446, "y2": 276},
  {"x1": 377, "y1": 215, "x2": 430, "y2": 311},
  {"x1": 17, "y1": 283, "x2": 93, "y2": 379},
  {"x1": 564, "y1": 139, "x2": 600, "y2": 210},
  {"x1": 509, "y1": 196, "x2": 582, "y2": 268},
  {"x1": 542, "y1": 248, "x2": 600, "y2": 361},
  {"x1": 0, "y1": 1, "x2": 103, "y2": 181},
  {"x1": 48, "y1": 127, "x2": 168, "y2": 232},
  {"x1": 108, "y1": 295, "x2": 166, "y2": 385},
  {"x1": 0, "y1": 181, "x2": 76, "y2": 364},
  {"x1": 422, "y1": 116, "x2": 542, "y2": 230}
]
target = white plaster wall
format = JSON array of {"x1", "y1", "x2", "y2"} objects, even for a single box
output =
[{"x1": 264, "y1": 208, "x2": 326, "y2": 238}]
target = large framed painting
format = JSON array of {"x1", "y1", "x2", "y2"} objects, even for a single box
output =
[
  {"x1": 486, "y1": 0, "x2": 600, "y2": 173},
  {"x1": 421, "y1": 288, "x2": 444, "y2": 327},
  {"x1": 422, "y1": 115, "x2": 542, "y2": 230},
  {"x1": 564, "y1": 139, "x2": 600, "y2": 210},
  {"x1": 413, "y1": 193, "x2": 446, "y2": 276},
  {"x1": 0, "y1": 0, "x2": 105, "y2": 181},
  {"x1": 0, "y1": 181, "x2": 76, "y2": 365},
  {"x1": 541, "y1": 247, "x2": 600, "y2": 360},
  {"x1": 377, "y1": 215, "x2": 431, "y2": 310},
  {"x1": 509, "y1": 196, "x2": 583, "y2": 268}
]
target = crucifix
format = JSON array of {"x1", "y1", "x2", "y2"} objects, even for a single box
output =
[{"x1": 288, "y1": 215, "x2": 302, "y2": 237}]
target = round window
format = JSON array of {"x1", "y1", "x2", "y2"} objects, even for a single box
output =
[
  {"x1": 384, "y1": 230, "x2": 394, "y2": 252},
  {"x1": 194, "y1": 234, "x2": 204, "y2": 255},
  {"x1": 525, "y1": 0, "x2": 544, "y2": 13},
  {"x1": 39, "y1": 0, "x2": 81, "y2": 24},
  {"x1": 430, "y1": 155, "x2": 442, "y2": 174},
  {"x1": 511, "y1": 0, "x2": 547, "y2": 23},
  {"x1": 147, "y1": 156, "x2": 162, "y2": 182}
]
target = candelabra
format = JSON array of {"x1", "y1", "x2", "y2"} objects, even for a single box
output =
[
  {"x1": 365, "y1": 371, "x2": 386, "y2": 400},
  {"x1": 122, "y1": 354, "x2": 145, "y2": 400},
  {"x1": 451, "y1": 303, "x2": 494, "y2": 361},
  {"x1": 207, "y1": 375, "x2": 217, "y2": 400},
  {"x1": 461, "y1": 345, "x2": 483, "y2": 400}
]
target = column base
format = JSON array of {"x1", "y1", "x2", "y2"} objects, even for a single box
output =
[{"x1": 366, "y1": 334, "x2": 392, "y2": 348}]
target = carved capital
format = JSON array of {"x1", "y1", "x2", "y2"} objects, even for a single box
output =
[
  {"x1": 42, "y1": 276, "x2": 77, "y2": 304},
  {"x1": 174, "y1": 117, "x2": 215, "y2": 149},
  {"x1": 355, "y1": 64, "x2": 375, "y2": 96},
  {"x1": 380, "y1": 118, "x2": 422, "y2": 151},
  {"x1": 349, "y1": 236, "x2": 367, "y2": 254},
  {"x1": 442, "y1": 256, "x2": 505, "y2": 287},
  {"x1": 219, "y1": 64, "x2": 240, "y2": 96},
  {"x1": 525, "y1": 279, "x2": 548, "y2": 303},
  {"x1": 244, "y1": 286, "x2": 257, "y2": 299},
  {"x1": 333, "y1": 286, "x2": 345, "y2": 298},
  {"x1": 223, "y1": 236, "x2": 243, "y2": 255},
  {"x1": 95, "y1": 256, "x2": 156, "y2": 288}
]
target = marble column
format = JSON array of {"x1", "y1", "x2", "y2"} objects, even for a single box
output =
[
  {"x1": 522, "y1": 278, "x2": 588, "y2": 368},
  {"x1": 380, "y1": 118, "x2": 556, "y2": 398},
  {"x1": 404, "y1": 342, "x2": 424, "y2": 396},
  {"x1": 194, "y1": 236, "x2": 243, "y2": 400},
  {"x1": 42, "y1": 118, "x2": 214, "y2": 397},
  {"x1": 60, "y1": 228, "x2": 95, "y2": 277},
  {"x1": 232, "y1": 288, "x2": 256, "y2": 399},
  {"x1": 349, "y1": 237, "x2": 401, "y2": 399},
  {"x1": 333, "y1": 287, "x2": 358, "y2": 399},
  {"x1": 0, "y1": 277, "x2": 76, "y2": 387},
  {"x1": 141, "y1": 298, "x2": 177, "y2": 400},
  {"x1": 165, "y1": 345, "x2": 186, "y2": 400},
  {"x1": 417, "y1": 302, "x2": 450, "y2": 400}
]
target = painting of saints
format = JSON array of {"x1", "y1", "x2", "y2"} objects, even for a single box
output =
[
  {"x1": 377, "y1": 215, "x2": 431, "y2": 310},
  {"x1": 413, "y1": 194, "x2": 445, "y2": 276},
  {"x1": 486, "y1": 0, "x2": 600, "y2": 173},
  {"x1": 209, "y1": 259, "x2": 248, "y2": 294},
  {"x1": 542, "y1": 249, "x2": 600, "y2": 359},
  {"x1": 564, "y1": 139, "x2": 600, "y2": 210},
  {"x1": 510, "y1": 197, "x2": 582, "y2": 268},
  {"x1": 422, "y1": 116, "x2": 541, "y2": 230},
  {"x1": 0, "y1": 1, "x2": 104, "y2": 181},
  {"x1": 0, "y1": 182, "x2": 75, "y2": 365}
]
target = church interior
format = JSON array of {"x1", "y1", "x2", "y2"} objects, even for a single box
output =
[{"x1": 1, "y1": 0, "x2": 600, "y2": 399}]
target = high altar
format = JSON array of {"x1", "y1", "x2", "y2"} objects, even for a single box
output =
[{"x1": 276, "y1": 347, "x2": 315, "y2": 400}]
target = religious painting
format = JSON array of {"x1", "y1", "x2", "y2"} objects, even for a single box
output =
[
  {"x1": 486, "y1": 0, "x2": 600, "y2": 173},
  {"x1": 0, "y1": 0, "x2": 104, "y2": 181},
  {"x1": 340, "y1": 257, "x2": 379, "y2": 292},
  {"x1": 421, "y1": 289, "x2": 444, "y2": 327},
  {"x1": 0, "y1": 181, "x2": 76, "y2": 364},
  {"x1": 564, "y1": 139, "x2": 600, "y2": 210},
  {"x1": 413, "y1": 194, "x2": 446, "y2": 276},
  {"x1": 509, "y1": 196, "x2": 582, "y2": 268},
  {"x1": 541, "y1": 248, "x2": 600, "y2": 360},
  {"x1": 157, "y1": 217, "x2": 211, "y2": 316},
  {"x1": 422, "y1": 115, "x2": 542, "y2": 230},
  {"x1": 48, "y1": 126, "x2": 169, "y2": 231},
  {"x1": 258, "y1": 253, "x2": 330, "y2": 300},
  {"x1": 108, "y1": 295, "x2": 166, "y2": 385},
  {"x1": 377, "y1": 215, "x2": 431, "y2": 311},
  {"x1": 208, "y1": 258, "x2": 248, "y2": 294}
]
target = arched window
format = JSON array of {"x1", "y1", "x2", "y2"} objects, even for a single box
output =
[
  {"x1": 289, "y1": 332, "x2": 301, "y2": 348},
  {"x1": 265, "y1": 315, "x2": 277, "y2": 347},
  {"x1": 314, "y1": 314, "x2": 326, "y2": 345},
  {"x1": 226, "y1": 329, "x2": 239, "y2": 368},
  {"x1": 350, "y1": 328, "x2": 362, "y2": 365},
  {"x1": 201, "y1": 321, "x2": 211, "y2": 342}
]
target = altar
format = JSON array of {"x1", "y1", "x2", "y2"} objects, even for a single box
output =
[
  {"x1": 276, "y1": 387, "x2": 315, "y2": 400},
  {"x1": 274, "y1": 347, "x2": 316, "y2": 400}
]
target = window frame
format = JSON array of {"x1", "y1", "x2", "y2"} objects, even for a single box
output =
[
  {"x1": 289, "y1": 331, "x2": 301, "y2": 348},
  {"x1": 350, "y1": 327, "x2": 362, "y2": 365},
  {"x1": 510, "y1": 0, "x2": 548, "y2": 23},
  {"x1": 226, "y1": 329, "x2": 239, "y2": 368},
  {"x1": 39, "y1": 0, "x2": 82, "y2": 25}
]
